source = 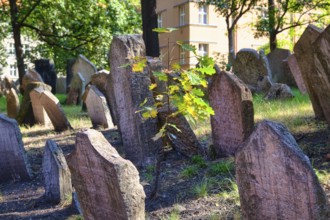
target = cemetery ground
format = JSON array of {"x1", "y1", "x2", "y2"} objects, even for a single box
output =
[{"x1": 0, "y1": 89, "x2": 330, "y2": 220}]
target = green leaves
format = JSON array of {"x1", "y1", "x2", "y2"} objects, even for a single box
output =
[{"x1": 153, "y1": 27, "x2": 178, "y2": 33}]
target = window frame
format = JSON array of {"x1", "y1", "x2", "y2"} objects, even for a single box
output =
[
  {"x1": 179, "y1": 5, "x2": 185, "y2": 26},
  {"x1": 180, "y1": 48, "x2": 186, "y2": 65},
  {"x1": 198, "y1": 44, "x2": 208, "y2": 57},
  {"x1": 198, "y1": 5, "x2": 208, "y2": 24},
  {"x1": 157, "y1": 13, "x2": 163, "y2": 28}
]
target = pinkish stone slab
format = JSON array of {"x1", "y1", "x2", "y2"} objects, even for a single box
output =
[
  {"x1": 287, "y1": 54, "x2": 307, "y2": 94},
  {"x1": 30, "y1": 87, "x2": 53, "y2": 127}
]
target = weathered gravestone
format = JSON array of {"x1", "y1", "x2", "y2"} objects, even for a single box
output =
[
  {"x1": 264, "y1": 83, "x2": 294, "y2": 100},
  {"x1": 67, "y1": 129, "x2": 145, "y2": 220},
  {"x1": 294, "y1": 24, "x2": 325, "y2": 120},
  {"x1": 30, "y1": 87, "x2": 53, "y2": 127},
  {"x1": 0, "y1": 114, "x2": 31, "y2": 182},
  {"x1": 91, "y1": 69, "x2": 109, "y2": 95},
  {"x1": 40, "y1": 90, "x2": 72, "y2": 132},
  {"x1": 42, "y1": 140, "x2": 72, "y2": 204},
  {"x1": 56, "y1": 76, "x2": 66, "y2": 94},
  {"x1": 208, "y1": 70, "x2": 254, "y2": 157},
  {"x1": 232, "y1": 48, "x2": 272, "y2": 92},
  {"x1": 6, "y1": 88, "x2": 20, "y2": 119},
  {"x1": 22, "y1": 69, "x2": 44, "y2": 92},
  {"x1": 66, "y1": 58, "x2": 76, "y2": 93},
  {"x1": 66, "y1": 72, "x2": 85, "y2": 105},
  {"x1": 106, "y1": 34, "x2": 163, "y2": 166},
  {"x1": 288, "y1": 54, "x2": 307, "y2": 94},
  {"x1": 34, "y1": 59, "x2": 57, "y2": 93},
  {"x1": 267, "y1": 48, "x2": 296, "y2": 86},
  {"x1": 83, "y1": 85, "x2": 114, "y2": 129},
  {"x1": 236, "y1": 120, "x2": 330, "y2": 219},
  {"x1": 312, "y1": 24, "x2": 330, "y2": 126},
  {"x1": 71, "y1": 55, "x2": 97, "y2": 85}
]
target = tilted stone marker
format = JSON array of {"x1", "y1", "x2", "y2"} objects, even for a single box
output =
[
  {"x1": 71, "y1": 54, "x2": 97, "y2": 85},
  {"x1": 66, "y1": 72, "x2": 85, "y2": 105},
  {"x1": 287, "y1": 54, "x2": 307, "y2": 94},
  {"x1": 236, "y1": 120, "x2": 330, "y2": 219},
  {"x1": 106, "y1": 34, "x2": 163, "y2": 166},
  {"x1": 264, "y1": 83, "x2": 294, "y2": 100},
  {"x1": 209, "y1": 71, "x2": 254, "y2": 157},
  {"x1": 6, "y1": 88, "x2": 20, "y2": 119},
  {"x1": 22, "y1": 69, "x2": 44, "y2": 92},
  {"x1": 294, "y1": 24, "x2": 324, "y2": 120},
  {"x1": 30, "y1": 87, "x2": 53, "y2": 128},
  {"x1": 67, "y1": 129, "x2": 145, "y2": 220},
  {"x1": 232, "y1": 48, "x2": 272, "y2": 92},
  {"x1": 84, "y1": 85, "x2": 114, "y2": 129},
  {"x1": 312, "y1": 24, "x2": 330, "y2": 126},
  {"x1": 42, "y1": 140, "x2": 72, "y2": 204},
  {"x1": 40, "y1": 90, "x2": 72, "y2": 132},
  {"x1": 0, "y1": 114, "x2": 31, "y2": 182}
]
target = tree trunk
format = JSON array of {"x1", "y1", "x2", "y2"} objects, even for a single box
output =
[
  {"x1": 140, "y1": 0, "x2": 160, "y2": 57},
  {"x1": 9, "y1": 0, "x2": 25, "y2": 87},
  {"x1": 269, "y1": 31, "x2": 277, "y2": 52},
  {"x1": 268, "y1": 0, "x2": 277, "y2": 52},
  {"x1": 227, "y1": 27, "x2": 235, "y2": 70}
]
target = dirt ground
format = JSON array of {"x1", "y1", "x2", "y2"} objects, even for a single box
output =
[{"x1": 0, "y1": 119, "x2": 330, "y2": 220}]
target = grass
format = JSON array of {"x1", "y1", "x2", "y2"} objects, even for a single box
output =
[
  {"x1": 193, "y1": 179, "x2": 209, "y2": 198},
  {"x1": 315, "y1": 169, "x2": 330, "y2": 185},
  {"x1": 0, "y1": 95, "x2": 6, "y2": 113},
  {"x1": 207, "y1": 159, "x2": 235, "y2": 177},
  {"x1": 181, "y1": 165, "x2": 199, "y2": 179}
]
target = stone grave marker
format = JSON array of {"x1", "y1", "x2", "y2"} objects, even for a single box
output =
[
  {"x1": 40, "y1": 90, "x2": 72, "y2": 132},
  {"x1": 30, "y1": 87, "x2": 53, "y2": 127},
  {"x1": 232, "y1": 48, "x2": 272, "y2": 92},
  {"x1": 34, "y1": 59, "x2": 57, "y2": 93},
  {"x1": 236, "y1": 120, "x2": 330, "y2": 219},
  {"x1": 66, "y1": 72, "x2": 85, "y2": 105},
  {"x1": 287, "y1": 54, "x2": 307, "y2": 94},
  {"x1": 56, "y1": 76, "x2": 66, "y2": 94},
  {"x1": 294, "y1": 24, "x2": 324, "y2": 120},
  {"x1": 43, "y1": 140, "x2": 72, "y2": 204},
  {"x1": 0, "y1": 114, "x2": 31, "y2": 182},
  {"x1": 71, "y1": 54, "x2": 97, "y2": 85},
  {"x1": 208, "y1": 70, "x2": 254, "y2": 157},
  {"x1": 264, "y1": 83, "x2": 294, "y2": 100},
  {"x1": 266, "y1": 48, "x2": 296, "y2": 86},
  {"x1": 106, "y1": 34, "x2": 163, "y2": 166},
  {"x1": 66, "y1": 58, "x2": 76, "y2": 93},
  {"x1": 312, "y1": 24, "x2": 330, "y2": 126},
  {"x1": 6, "y1": 88, "x2": 20, "y2": 119},
  {"x1": 67, "y1": 129, "x2": 145, "y2": 220},
  {"x1": 84, "y1": 85, "x2": 114, "y2": 129},
  {"x1": 22, "y1": 69, "x2": 44, "y2": 92}
]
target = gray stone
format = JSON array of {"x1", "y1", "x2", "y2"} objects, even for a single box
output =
[
  {"x1": 40, "y1": 90, "x2": 72, "y2": 132},
  {"x1": 84, "y1": 85, "x2": 114, "y2": 129},
  {"x1": 267, "y1": 48, "x2": 296, "y2": 86},
  {"x1": 67, "y1": 129, "x2": 145, "y2": 220},
  {"x1": 66, "y1": 72, "x2": 85, "y2": 105},
  {"x1": 6, "y1": 88, "x2": 20, "y2": 119},
  {"x1": 0, "y1": 114, "x2": 31, "y2": 182},
  {"x1": 22, "y1": 69, "x2": 44, "y2": 92},
  {"x1": 42, "y1": 140, "x2": 72, "y2": 204},
  {"x1": 30, "y1": 87, "x2": 52, "y2": 127},
  {"x1": 208, "y1": 70, "x2": 254, "y2": 157},
  {"x1": 294, "y1": 24, "x2": 324, "y2": 120},
  {"x1": 236, "y1": 120, "x2": 330, "y2": 219},
  {"x1": 106, "y1": 34, "x2": 163, "y2": 166},
  {"x1": 232, "y1": 48, "x2": 272, "y2": 92},
  {"x1": 71, "y1": 55, "x2": 97, "y2": 85},
  {"x1": 56, "y1": 76, "x2": 67, "y2": 94},
  {"x1": 287, "y1": 54, "x2": 307, "y2": 94},
  {"x1": 264, "y1": 83, "x2": 294, "y2": 100},
  {"x1": 91, "y1": 70, "x2": 109, "y2": 96}
]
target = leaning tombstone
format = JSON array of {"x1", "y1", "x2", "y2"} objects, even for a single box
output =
[
  {"x1": 83, "y1": 85, "x2": 114, "y2": 129},
  {"x1": 66, "y1": 58, "x2": 76, "y2": 93},
  {"x1": 208, "y1": 70, "x2": 254, "y2": 157},
  {"x1": 91, "y1": 69, "x2": 109, "y2": 95},
  {"x1": 40, "y1": 90, "x2": 72, "y2": 131},
  {"x1": 287, "y1": 54, "x2": 307, "y2": 94},
  {"x1": 106, "y1": 34, "x2": 163, "y2": 166},
  {"x1": 232, "y1": 48, "x2": 272, "y2": 92},
  {"x1": 71, "y1": 54, "x2": 97, "y2": 85},
  {"x1": 264, "y1": 83, "x2": 294, "y2": 100},
  {"x1": 6, "y1": 88, "x2": 20, "y2": 119},
  {"x1": 67, "y1": 129, "x2": 145, "y2": 220},
  {"x1": 30, "y1": 87, "x2": 53, "y2": 127},
  {"x1": 34, "y1": 59, "x2": 57, "y2": 94},
  {"x1": 42, "y1": 140, "x2": 72, "y2": 204},
  {"x1": 22, "y1": 69, "x2": 44, "y2": 92},
  {"x1": 236, "y1": 120, "x2": 330, "y2": 219},
  {"x1": 294, "y1": 24, "x2": 325, "y2": 120},
  {"x1": 66, "y1": 72, "x2": 85, "y2": 105},
  {"x1": 0, "y1": 114, "x2": 31, "y2": 182}
]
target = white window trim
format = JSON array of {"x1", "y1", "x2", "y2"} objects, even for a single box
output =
[
  {"x1": 157, "y1": 13, "x2": 163, "y2": 28},
  {"x1": 179, "y1": 6, "x2": 185, "y2": 26},
  {"x1": 180, "y1": 49, "x2": 185, "y2": 65},
  {"x1": 198, "y1": 5, "x2": 208, "y2": 24},
  {"x1": 198, "y1": 44, "x2": 208, "y2": 57}
]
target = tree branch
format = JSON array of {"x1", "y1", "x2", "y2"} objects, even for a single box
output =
[{"x1": 18, "y1": 0, "x2": 41, "y2": 26}]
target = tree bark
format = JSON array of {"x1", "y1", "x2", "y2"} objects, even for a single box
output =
[
  {"x1": 227, "y1": 27, "x2": 235, "y2": 70},
  {"x1": 140, "y1": 0, "x2": 160, "y2": 57},
  {"x1": 9, "y1": 0, "x2": 25, "y2": 87},
  {"x1": 268, "y1": 0, "x2": 277, "y2": 51}
]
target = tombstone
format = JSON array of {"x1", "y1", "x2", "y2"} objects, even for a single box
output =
[
  {"x1": 34, "y1": 59, "x2": 57, "y2": 93},
  {"x1": 30, "y1": 87, "x2": 53, "y2": 127},
  {"x1": 39, "y1": 90, "x2": 72, "y2": 132},
  {"x1": 106, "y1": 34, "x2": 163, "y2": 166},
  {"x1": 22, "y1": 69, "x2": 44, "y2": 92},
  {"x1": 266, "y1": 48, "x2": 296, "y2": 86},
  {"x1": 236, "y1": 120, "x2": 330, "y2": 219},
  {"x1": 232, "y1": 48, "x2": 272, "y2": 92},
  {"x1": 312, "y1": 24, "x2": 330, "y2": 126},
  {"x1": 66, "y1": 58, "x2": 76, "y2": 93},
  {"x1": 71, "y1": 55, "x2": 97, "y2": 85},
  {"x1": 0, "y1": 114, "x2": 31, "y2": 182},
  {"x1": 84, "y1": 85, "x2": 114, "y2": 129},
  {"x1": 208, "y1": 71, "x2": 254, "y2": 157},
  {"x1": 56, "y1": 76, "x2": 66, "y2": 94},
  {"x1": 91, "y1": 70, "x2": 109, "y2": 94},
  {"x1": 67, "y1": 129, "x2": 145, "y2": 220},
  {"x1": 42, "y1": 140, "x2": 72, "y2": 204},
  {"x1": 294, "y1": 24, "x2": 325, "y2": 120},
  {"x1": 287, "y1": 54, "x2": 307, "y2": 94},
  {"x1": 17, "y1": 82, "x2": 51, "y2": 126},
  {"x1": 6, "y1": 88, "x2": 20, "y2": 119},
  {"x1": 66, "y1": 72, "x2": 85, "y2": 105},
  {"x1": 264, "y1": 83, "x2": 294, "y2": 100}
]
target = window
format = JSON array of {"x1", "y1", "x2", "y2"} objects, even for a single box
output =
[
  {"x1": 24, "y1": 44, "x2": 30, "y2": 55},
  {"x1": 10, "y1": 64, "x2": 17, "y2": 77},
  {"x1": 157, "y1": 13, "x2": 163, "y2": 28},
  {"x1": 198, "y1": 5, "x2": 208, "y2": 24},
  {"x1": 180, "y1": 48, "x2": 185, "y2": 65},
  {"x1": 179, "y1": 6, "x2": 185, "y2": 26},
  {"x1": 198, "y1": 44, "x2": 208, "y2": 57},
  {"x1": 8, "y1": 43, "x2": 15, "y2": 54}
]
